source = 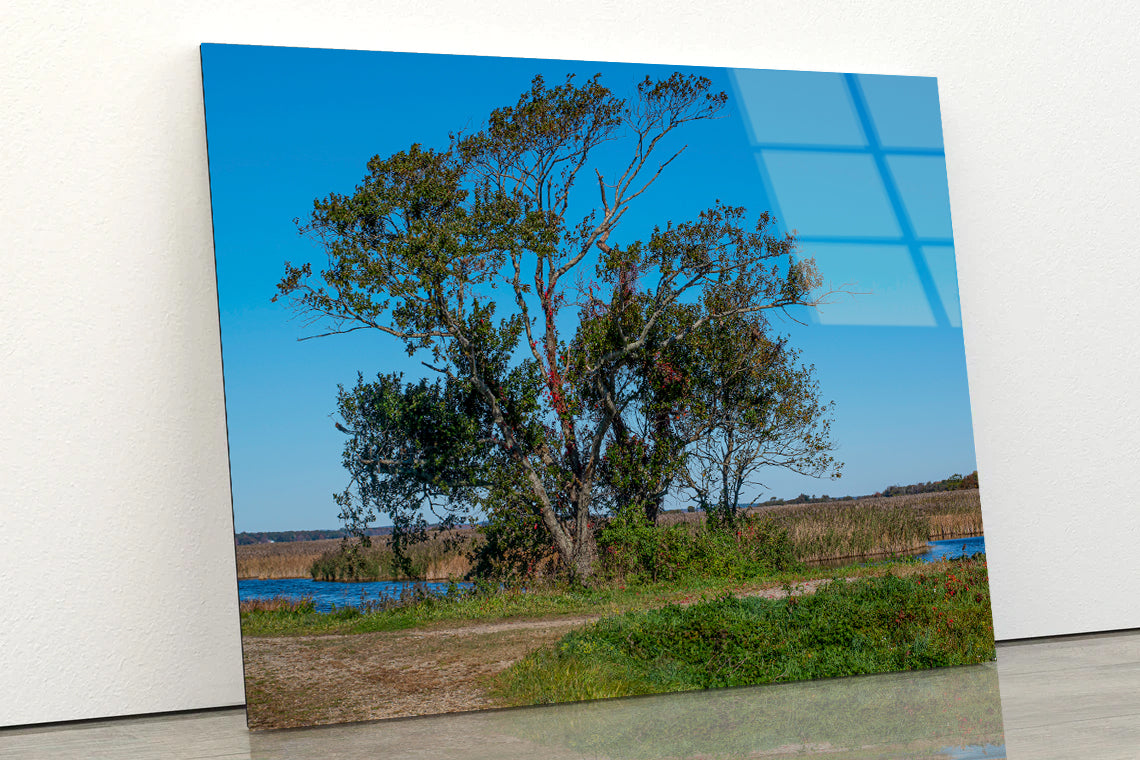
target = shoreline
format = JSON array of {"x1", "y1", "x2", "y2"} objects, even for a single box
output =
[{"x1": 238, "y1": 530, "x2": 986, "y2": 582}]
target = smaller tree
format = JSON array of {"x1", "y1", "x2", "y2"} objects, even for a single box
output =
[{"x1": 676, "y1": 316, "x2": 842, "y2": 529}]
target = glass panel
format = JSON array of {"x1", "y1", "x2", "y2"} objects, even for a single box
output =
[
  {"x1": 733, "y1": 69, "x2": 866, "y2": 146},
  {"x1": 762, "y1": 151, "x2": 901, "y2": 237},
  {"x1": 858, "y1": 73, "x2": 945, "y2": 149},
  {"x1": 804, "y1": 243, "x2": 936, "y2": 326},
  {"x1": 923, "y1": 245, "x2": 963, "y2": 327},
  {"x1": 887, "y1": 154, "x2": 954, "y2": 239}
]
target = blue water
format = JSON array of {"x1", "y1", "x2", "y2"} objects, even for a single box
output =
[
  {"x1": 241, "y1": 537, "x2": 986, "y2": 611},
  {"x1": 238, "y1": 578, "x2": 471, "y2": 613},
  {"x1": 918, "y1": 536, "x2": 986, "y2": 562}
]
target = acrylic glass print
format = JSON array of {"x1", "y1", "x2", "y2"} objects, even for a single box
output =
[{"x1": 201, "y1": 44, "x2": 996, "y2": 731}]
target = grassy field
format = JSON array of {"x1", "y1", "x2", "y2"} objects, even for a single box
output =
[
  {"x1": 239, "y1": 557, "x2": 994, "y2": 728},
  {"x1": 239, "y1": 554, "x2": 989, "y2": 638},
  {"x1": 235, "y1": 489, "x2": 983, "y2": 580},
  {"x1": 237, "y1": 488, "x2": 990, "y2": 729}
]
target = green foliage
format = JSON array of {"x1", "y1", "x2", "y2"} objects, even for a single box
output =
[
  {"x1": 307, "y1": 528, "x2": 477, "y2": 582},
  {"x1": 241, "y1": 557, "x2": 971, "y2": 638},
  {"x1": 467, "y1": 480, "x2": 559, "y2": 585},
  {"x1": 309, "y1": 543, "x2": 384, "y2": 582},
  {"x1": 677, "y1": 319, "x2": 841, "y2": 528},
  {"x1": 597, "y1": 510, "x2": 797, "y2": 583},
  {"x1": 331, "y1": 371, "x2": 503, "y2": 573},
  {"x1": 495, "y1": 560, "x2": 995, "y2": 705}
]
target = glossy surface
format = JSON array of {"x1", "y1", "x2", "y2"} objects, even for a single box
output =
[{"x1": 4, "y1": 629, "x2": 1138, "y2": 759}]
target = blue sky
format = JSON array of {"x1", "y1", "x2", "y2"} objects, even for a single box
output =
[{"x1": 201, "y1": 44, "x2": 976, "y2": 533}]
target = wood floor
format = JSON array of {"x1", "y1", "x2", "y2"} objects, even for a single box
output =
[{"x1": 2, "y1": 629, "x2": 1138, "y2": 759}]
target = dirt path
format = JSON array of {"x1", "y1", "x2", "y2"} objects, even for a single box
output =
[
  {"x1": 242, "y1": 621, "x2": 578, "y2": 728},
  {"x1": 242, "y1": 569, "x2": 941, "y2": 729}
]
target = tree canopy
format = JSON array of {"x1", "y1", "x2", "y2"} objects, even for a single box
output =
[{"x1": 275, "y1": 72, "x2": 839, "y2": 581}]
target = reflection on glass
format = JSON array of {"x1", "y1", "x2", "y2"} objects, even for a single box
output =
[
  {"x1": 886, "y1": 155, "x2": 955, "y2": 239},
  {"x1": 922, "y1": 246, "x2": 963, "y2": 328},
  {"x1": 760, "y1": 152, "x2": 900, "y2": 238},
  {"x1": 249, "y1": 663, "x2": 1004, "y2": 760},
  {"x1": 857, "y1": 73, "x2": 945, "y2": 150},
  {"x1": 733, "y1": 68, "x2": 961, "y2": 330},
  {"x1": 805, "y1": 244, "x2": 935, "y2": 327},
  {"x1": 733, "y1": 70, "x2": 865, "y2": 147}
]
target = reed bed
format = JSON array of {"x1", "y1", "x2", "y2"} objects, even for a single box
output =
[
  {"x1": 238, "y1": 595, "x2": 315, "y2": 613},
  {"x1": 659, "y1": 490, "x2": 983, "y2": 565},
  {"x1": 766, "y1": 490, "x2": 983, "y2": 564},
  {"x1": 767, "y1": 499, "x2": 929, "y2": 564},
  {"x1": 236, "y1": 539, "x2": 340, "y2": 579},
  {"x1": 308, "y1": 528, "x2": 478, "y2": 582},
  {"x1": 236, "y1": 531, "x2": 477, "y2": 580},
  {"x1": 909, "y1": 490, "x2": 986, "y2": 539}
]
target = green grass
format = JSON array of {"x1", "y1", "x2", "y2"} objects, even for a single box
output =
[
  {"x1": 239, "y1": 556, "x2": 950, "y2": 638},
  {"x1": 493, "y1": 559, "x2": 994, "y2": 706},
  {"x1": 597, "y1": 512, "x2": 799, "y2": 583}
]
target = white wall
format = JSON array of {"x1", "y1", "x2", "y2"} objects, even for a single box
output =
[{"x1": 3, "y1": 0, "x2": 1139, "y2": 727}]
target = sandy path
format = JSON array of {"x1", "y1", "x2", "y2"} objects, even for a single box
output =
[{"x1": 242, "y1": 621, "x2": 579, "y2": 728}]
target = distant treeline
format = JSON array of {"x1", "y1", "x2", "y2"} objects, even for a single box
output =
[
  {"x1": 235, "y1": 527, "x2": 394, "y2": 546},
  {"x1": 877, "y1": 471, "x2": 979, "y2": 497},
  {"x1": 746, "y1": 471, "x2": 979, "y2": 509}
]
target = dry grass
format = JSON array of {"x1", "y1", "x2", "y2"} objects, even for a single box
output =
[
  {"x1": 242, "y1": 620, "x2": 576, "y2": 728},
  {"x1": 236, "y1": 538, "x2": 341, "y2": 580},
  {"x1": 236, "y1": 531, "x2": 476, "y2": 581},
  {"x1": 768, "y1": 499, "x2": 929, "y2": 564},
  {"x1": 238, "y1": 596, "x2": 315, "y2": 613},
  {"x1": 911, "y1": 490, "x2": 986, "y2": 539},
  {"x1": 661, "y1": 490, "x2": 983, "y2": 565}
]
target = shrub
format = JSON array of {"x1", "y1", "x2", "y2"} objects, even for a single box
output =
[
  {"x1": 467, "y1": 505, "x2": 560, "y2": 586},
  {"x1": 597, "y1": 508, "x2": 797, "y2": 583},
  {"x1": 309, "y1": 543, "x2": 386, "y2": 581}
]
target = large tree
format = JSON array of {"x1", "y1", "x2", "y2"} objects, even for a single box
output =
[{"x1": 275, "y1": 72, "x2": 830, "y2": 581}]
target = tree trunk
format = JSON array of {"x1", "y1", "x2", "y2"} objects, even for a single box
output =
[{"x1": 568, "y1": 530, "x2": 600, "y2": 582}]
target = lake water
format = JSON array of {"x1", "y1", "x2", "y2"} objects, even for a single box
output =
[
  {"x1": 918, "y1": 536, "x2": 986, "y2": 562},
  {"x1": 237, "y1": 578, "x2": 471, "y2": 613},
  {"x1": 239, "y1": 536, "x2": 986, "y2": 611}
]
